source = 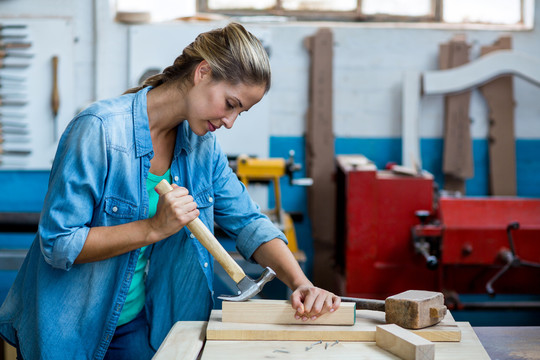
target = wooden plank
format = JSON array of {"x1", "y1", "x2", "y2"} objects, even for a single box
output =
[
  {"x1": 206, "y1": 309, "x2": 461, "y2": 342},
  {"x1": 222, "y1": 300, "x2": 356, "y2": 326},
  {"x1": 439, "y1": 38, "x2": 473, "y2": 193},
  {"x1": 376, "y1": 324, "x2": 435, "y2": 360},
  {"x1": 200, "y1": 322, "x2": 486, "y2": 360},
  {"x1": 423, "y1": 50, "x2": 540, "y2": 95},
  {"x1": 479, "y1": 36, "x2": 517, "y2": 196},
  {"x1": 152, "y1": 321, "x2": 207, "y2": 360},
  {"x1": 304, "y1": 28, "x2": 338, "y2": 293}
]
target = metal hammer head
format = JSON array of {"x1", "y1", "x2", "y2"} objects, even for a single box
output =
[
  {"x1": 218, "y1": 267, "x2": 276, "y2": 302},
  {"x1": 384, "y1": 290, "x2": 447, "y2": 329}
]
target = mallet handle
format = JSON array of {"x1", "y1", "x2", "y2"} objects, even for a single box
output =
[
  {"x1": 341, "y1": 297, "x2": 386, "y2": 312},
  {"x1": 155, "y1": 179, "x2": 246, "y2": 283}
]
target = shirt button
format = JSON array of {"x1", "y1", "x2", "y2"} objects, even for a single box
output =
[
  {"x1": 174, "y1": 176, "x2": 179, "y2": 182},
  {"x1": 190, "y1": 234, "x2": 195, "y2": 239},
  {"x1": 112, "y1": 206, "x2": 118, "y2": 213},
  {"x1": 204, "y1": 262, "x2": 208, "y2": 268},
  {"x1": 208, "y1": 197, "x2": 213, "y2": 203}
]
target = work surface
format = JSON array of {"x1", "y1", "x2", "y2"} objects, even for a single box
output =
[
  {"x1": 201, "y1": 322, "x2": 486, "y2": 359},
  {"x1": 153, "y1": 308, "x2": 497, "y2": 360},
  {"x1": 153, "y1": 321, "x2": 488, "y2": 360}
]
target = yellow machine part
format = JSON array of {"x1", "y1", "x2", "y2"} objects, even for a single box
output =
[
  {"x1": 237, "y1": 155, "x2": 299, "y2": 253},
  {"x1": 282, "y1": 212, "x2": 298, "y2": 253}
]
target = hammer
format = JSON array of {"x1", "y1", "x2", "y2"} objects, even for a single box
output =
[
  {"x1": 155, "y1": 179, "x2": 276, "y2": 301},
  {"x1": 341, "y1": 290, "x2": 447, "y2": 329}
]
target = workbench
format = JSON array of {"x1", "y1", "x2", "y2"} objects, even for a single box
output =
[{"x1": 153, "y1": 318, "x2": 540, "y2": 359}]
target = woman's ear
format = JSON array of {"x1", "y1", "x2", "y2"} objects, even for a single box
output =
[{"x1": 194, "y1": 60, "x2": 211, "y2": 84}]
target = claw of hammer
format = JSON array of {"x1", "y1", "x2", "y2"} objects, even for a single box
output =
[{"x1": 218, "y1": 267, "x2": 276, "y2": 302}]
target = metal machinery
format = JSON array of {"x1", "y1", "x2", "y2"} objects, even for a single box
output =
[{"x1": 336, "y1": 155, "x2": 540, "y2": 314}]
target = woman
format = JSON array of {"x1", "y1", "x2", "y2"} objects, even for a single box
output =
[{"x1": 0, "y1": 23, "x2": 340, "y2": 359}]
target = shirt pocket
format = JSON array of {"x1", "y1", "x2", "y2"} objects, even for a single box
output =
[
  {"x1": 104, "y1": 196, "x2": 138, "y2": 219},
  {"x1": 193, "y1": 186, "x2": 214, "y2": 210},
  {"x1": 193, "y1": 186, "x2": 214, "y2": 225}
]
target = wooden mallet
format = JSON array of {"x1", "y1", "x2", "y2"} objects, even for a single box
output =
[{"x1": 341, "y1": 290, "x2": 447, "y2": 329}]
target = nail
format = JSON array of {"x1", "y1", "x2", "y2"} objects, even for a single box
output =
[
  {"x1": 273, "y1": 349, "x2": 289, "y2": 353},
  {"x1": 310, "y1": 340, "x2": 322, "y2": 346},
  {"x1": 325, "y1": 342, "x2": 328, "y2": 350},
  {"x1": 331, "y1": 340, "x2": 339, "y2": 347},
  {"x1": 295, "y1": 315, "x2": 300, "y2": 320},
  {"x1": 311, "y1": 316, "x2": 317, "y2": 320},
  {"x1": 330, "y1": 308, "x2": 335, "y2": 312},
  {"x1": 305, "y1": 346, "x2": 312, "y2": 351}
]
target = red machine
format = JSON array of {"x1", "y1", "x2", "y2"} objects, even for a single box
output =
[{"x1": 336, "y1": 155, "x2": 540, "y2": 305}]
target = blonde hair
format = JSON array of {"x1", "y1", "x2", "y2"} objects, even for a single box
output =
[{"x1": 124, "y1": 22, "x2": 271, "y2": 94}]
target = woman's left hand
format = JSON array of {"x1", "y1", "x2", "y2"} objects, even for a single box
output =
[{"x1": 290, "y1": 284, "x2": 341, "y2": 321}]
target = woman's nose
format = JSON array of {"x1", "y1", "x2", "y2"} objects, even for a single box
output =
[{"x1": 222, "y1": 114, "x2": 237, "y2": 129}]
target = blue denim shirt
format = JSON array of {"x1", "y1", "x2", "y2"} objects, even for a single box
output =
[{"x1": 0, "y1": 87, "x2": 287, "y2": 359}]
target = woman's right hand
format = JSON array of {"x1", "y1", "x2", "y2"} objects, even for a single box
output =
[{"x1": 150, "y1": 184, "x2": 199, "y2": 240}]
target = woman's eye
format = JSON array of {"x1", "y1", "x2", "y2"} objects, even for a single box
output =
[{"x1": 226, "y1": 101, "x2": 234, "y2": 109}]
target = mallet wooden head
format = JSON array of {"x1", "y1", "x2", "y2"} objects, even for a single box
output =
[{"x1": 385, "y1": 290, "x2": 447, "y2": 329}]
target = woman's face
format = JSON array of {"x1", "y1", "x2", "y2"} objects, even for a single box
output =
[{"x1": 185, "y1": 63, "x2": 266, "y2": 136}]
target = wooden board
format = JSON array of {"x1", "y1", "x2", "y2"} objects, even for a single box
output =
[
  {"x1": 439, "y1": 37, "x2": 473, "y2": 194},
  {"x1": 201, "y1": 322, "x2": 486, "y2": 360},
  {"x1": 376, "y1": 324, "x2": 434, "y2": 360},
  {"x1": 206, "y1": 309, "x2": 461, "y2": 342},
  {"x1": 304, "y1": 28, "x2": 338, "y2": 293},
  {"x1": 479, "y1": 36, "x2": 517, "y2": 196},
  {"x1": 153, "y1": 321, "x2": 207, "y2": 360},
  {"x1": 222, "y1": 300, "x2": 356, "y2": 326},
  {"x1": 423, "y1": 50, "x2": 540, "y2": 94}
]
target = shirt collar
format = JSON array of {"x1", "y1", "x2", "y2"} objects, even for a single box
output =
[
  {"x1": 133, "y1": 86, "x2": 153, "y2": 158},
  {"x1": 174, "y1": 120, "x2": 193, "y2": 155}
]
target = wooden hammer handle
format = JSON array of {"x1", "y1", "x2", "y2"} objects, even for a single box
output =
[
  {"x1": 155, "y1": 179, "x2": 246, "y2": 284},
  {"x1": 341, "y1": 297, "x2": 386, "y2": 312}
]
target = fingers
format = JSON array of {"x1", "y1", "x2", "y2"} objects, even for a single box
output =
[
  {"x1": 166, "y1": 188, "x2": 199, "y2": 220},
  {"x1": 152, "y1": 185, "x2": 200, "y2": 238},
  {"x1": 291, "y1": 286, "x2": 341, "y2": 322}
]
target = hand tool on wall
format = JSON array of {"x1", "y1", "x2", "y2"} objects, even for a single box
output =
[
  {"x1": 341, "y1": 290, "x2": 447, "y2": 329},
  {"x1": 155, "y1": 179, "x2": 276, "y2": 302},
  {"x1": 0, "y1": 146, "x2": 31, "y2": 156},
  {"x1": 0, "y1": 74, "x2": 25, "y2": 82},
  {"x1": 0, "y1": 97, "x2": 27, "y2": 107},
  {"x1": 0, "y1": 41, "x2": 32, "y2": 50},
  {"x1": 0, "y1": 120, "x2": 27, "y2": 129},
  {"x1": 0, "y1": 59, "x2": 30, "y2": 69},
  {"x1": 0, "y1": 136, "x2": 30, "y2": 144},
  {"x1": 0, "y1": 125, "x2": 29, "y2": 136},
  {"x1": 0, "y1": 50, "x2": 34, "y2": 59},
  {"x1": 51, "y1": 55, "x2": 59, "y2": 142},
  {"x1": 0, "y1": 111, "x2": 25, "y2": 118},
  {"x1": 0, "y1": 24, "x2": 27, "y2": 31}
]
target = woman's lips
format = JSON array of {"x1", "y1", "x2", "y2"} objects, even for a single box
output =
[{"x1": 208, "y1": 122, "x2": 217, "y2": 132}]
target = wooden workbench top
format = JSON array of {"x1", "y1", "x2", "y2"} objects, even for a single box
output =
[{"x1": 153, "y1": 321, "x2": 489, "y2": 359}]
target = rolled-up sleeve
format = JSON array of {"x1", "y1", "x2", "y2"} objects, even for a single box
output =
[
  {"x1": 39, "y1": 115, "x2": 108, "y2": 270},
  {"x1": 235, "y1": 218, "x2": 287, "y2": 261},
  {"x1": 210, "y1": 140, "x2": 287, "y2": 261}
]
